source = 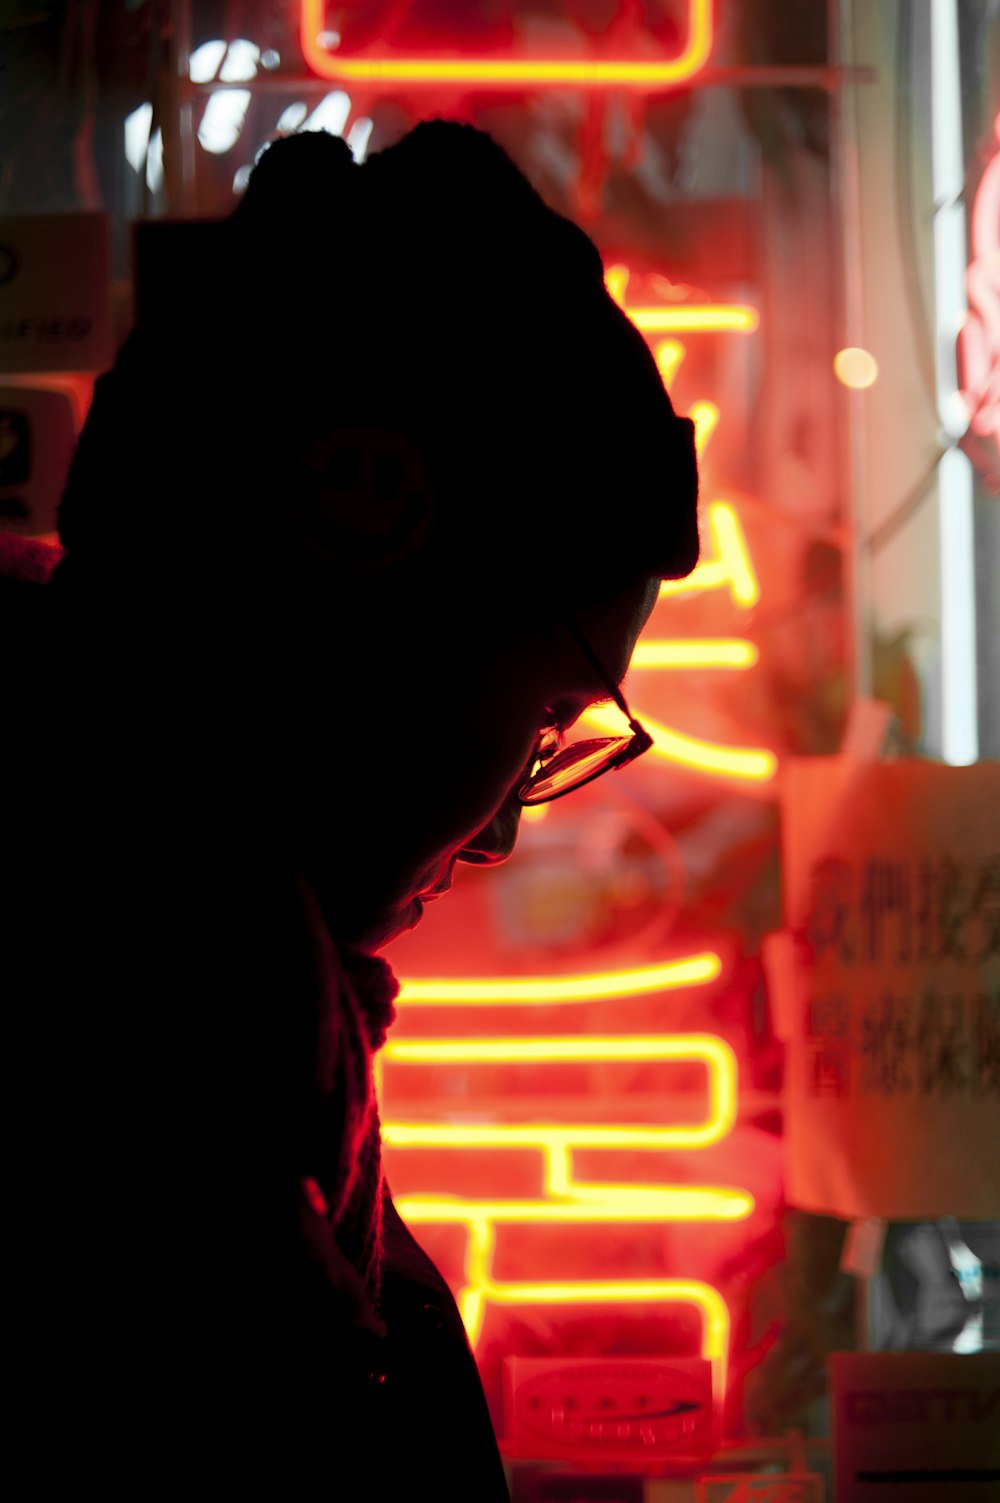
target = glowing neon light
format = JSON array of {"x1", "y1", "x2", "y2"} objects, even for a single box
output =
[
  {"x1": 375, "y1": 247, "x2": 769, "y2": 1398},
  {"x1": 470, "y1": 1278, "x2": 730, "y2": 1388},
  {"x1": 474, "y1": 1274, "x2": 728, "y2": 1339},
  {"x1": 386, "y1": 1141, "x2": 744, "y2": 1201},
  {"x1": 628, "y1": 306, "x2": 758, "y2": 334},
  {"x1": 395, "y1": 955, "x2": 720, "y2": 1006},
  {"x1": 959, "y1": 111, "x2": 1000, "y2": 451},
  {"x1": 581, "y1": 704, "x2": 776, "y2": 782},
  {"x1": 385, "y1": 1121, "x2": 733, "y2": 1150},
  {"x1": 383, "y1": 1033, "x2": 738, "y2": 1147},
  {"x1": 300, "y1": 0, "x2": 713, "y2": 89},
  {"x1": 604, "y1": 265, "x2": 630, "y2": 305},
  {"x1": 397, "y1": 1192, "x2": 753, "y2": 1223},
  {"x1": 654, "y1": 338, "x2": 686, "y2": 388},
  {"x1": 449, "y1": 1213, "x2": 730, "y2": 1391},
  {"x1": 631, "y1": 638, "x2": 758, "y2": 669},
  {"x1": 659, "y1": 501, "x2": 760, "y2": 607},
  {"x1": 387, "y1": 1033, "x2": 730, "y2": 1065},
  {"x1": 604, "y1": 264, "x2": 757, "y2": 334},
  {"x1": 689, "y1": 398, "x2": 720, "y2": 454},
  {"x1": 382, "y1": 1012, "x2": 743, "y2": 1397},
  {"x1": 539, "y1": 1144, "x2": 743, "y2": 1206},
  {"x1": 392, "y1": 1157, "x2": 739, "y2": 1392}
]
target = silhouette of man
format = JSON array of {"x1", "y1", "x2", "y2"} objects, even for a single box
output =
[{"x1": 7, "y1": 123, "x2": 698, "y2": 1496}]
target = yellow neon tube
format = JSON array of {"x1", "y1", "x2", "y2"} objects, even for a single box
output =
[
  {"x1": 603, "y1": 266, "x2": 756, "y2": 333},
  {"x1": 300, "y1": 0, "x2": 714, "y2": 89},
  {"x1": 449, "y1": 1213, "x2": 730, "y2": 1393},
  {"x1": 604, "y1": 265, "x2": 630, "y2": 305},
  {"x1": 581, "y1": 704, "x2": 777, "y2": 782},
  {"x1": 659, "y1": 501, "x2": 760, "y2": 607},
  {"x1": 544, "y1": 1178, "x2": 751, "y2": 1214},
  {"x1": 628, "y1": 306, "x2": 758, "y2": 333},
  {"x1": 689, "y1": 398, "x2": 720, "y2": 454},
  {"x1": 654, "y1": 338, "x2": 686, "y2": 388},
  {"x1": 396, "y1": 1190, "x2": 754, "y2": 1223},
  {"x1": 395, "y1": 955, "x2": 720, "y2": 1006},
  {"x1": 462, "y1": 1270, "x2": 730, "y2": 1387},
  {"x1": 382, "y1": 1033, "x2": 737, "y2": 1144},
  {"x1": 630, "y1": 638, "x2": 758, "y2": 669},
  {"x1": 384, "y1": 1033, "x2": 732, "y2": 1064},
  {"x1": 383, "y1": 1120, "x2": 729, "y2": 1151}
]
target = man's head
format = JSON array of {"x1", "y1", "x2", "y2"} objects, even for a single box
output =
[{"x1": 53, "y1": 122, "x2": 698, "y2": 949}]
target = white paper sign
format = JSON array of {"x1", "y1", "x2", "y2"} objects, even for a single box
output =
[
  {"x1": 0, "y1": 214, "x2": 111, "y2": 375},
  {"x1": 781, "y1": 758, "x2": 1000, "y2": 1221}
]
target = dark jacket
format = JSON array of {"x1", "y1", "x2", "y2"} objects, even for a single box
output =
[{"x1": 4, "y1": 547, "x2": 508, "y2": 1497}]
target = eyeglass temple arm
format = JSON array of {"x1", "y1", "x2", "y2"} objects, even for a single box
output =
[{"x1": 564, "y1": 619, "x2": 645, "y2": 733}]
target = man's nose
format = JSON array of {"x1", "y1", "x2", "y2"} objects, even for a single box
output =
[{"x1": 457, "y1": 789, "x2": 522, "y2": 867}]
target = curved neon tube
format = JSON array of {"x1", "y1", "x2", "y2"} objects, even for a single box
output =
[
  {"x1": 396, "y1": 1191, "x2": 754, "y2": 1223},
  {"x1": 382, "y1": 1032, "x2": 738, "y2": 1147},
  {"x1": 631, "y1": 638, "x2": 758, "y2": 669},
  {"x1": 384, "y1": 1033, "x2": 733, "y2": 1065},
  {"x1": 300, "y1": 0, "x2": 714, "y2": 89},
  {"x1": 581, "y1": 704, "x2": 777, "y2": 782},
  {"x1": 395, "y1": 955, "x2": 720, "y2": 1006},
  {"x1": 659, "y1": 501, "x2": 760, "y2": 607},
  {"x1": 383, "y1": 1120, "x2": 730, "y2": 1151},
  {"x1": 689, "y1": 399, "x2": 721, "y2": 454},
  {"x1": 654, "y1": 338, "x2": 686, "y2": 388},
  {"x1": 628, "y1": 306, "x2": 758, "y2": 333}
]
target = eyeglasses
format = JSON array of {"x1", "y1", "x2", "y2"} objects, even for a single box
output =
[{"x1": 517, "y1": 620, "x2": 653, "y2": 806}]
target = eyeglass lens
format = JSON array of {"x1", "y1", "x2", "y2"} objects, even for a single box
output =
[{"x1": 519, "y1": 733, "x2": 643, "y2": 805}]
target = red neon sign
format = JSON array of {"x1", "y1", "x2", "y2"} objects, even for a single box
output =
[
  {"x1": 600, "y1": 266, "x2": 775, "y2": 786},
  {"x1": 381, "y1": 1000, "x2": 750, "y2": 1394},
  {"x1": 363, "y1": 104, "x2": 777, "y2": 1396},
  {"x1": 300, "y1": 0, "x2": 713, "y2": 90},
  {"x1": 382, "y1": 262, "x2": 776, "y2": 1403}
]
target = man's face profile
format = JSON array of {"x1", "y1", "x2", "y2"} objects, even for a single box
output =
[{"x1": 351, "y1": 567, "x2": 662, "y2": 952}]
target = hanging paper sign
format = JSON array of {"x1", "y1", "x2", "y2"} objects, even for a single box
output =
[
  {"x1": 781, "y1": 759, "x2": 1000, "y2": 1221},
  {"x1": 0, "y1": 214, "x2": 111, "y2": 375}
]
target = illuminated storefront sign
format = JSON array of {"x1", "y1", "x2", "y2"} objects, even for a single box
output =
[
  {"x1": 594, "y1": 266, "x2": 776, "y2": 787},
  {"x1": 383, "y1": 257, "x2": 773, "y2": 1404},
  {"x1": 303, "y1": 10, "x2": 781, "y2": 1401},
  {"x1": 382, "y1": 994, "x2": 750, "y2": 1394},
  {"x1": 300, "y1": 0, "x2": 714, "y2": 90}
]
